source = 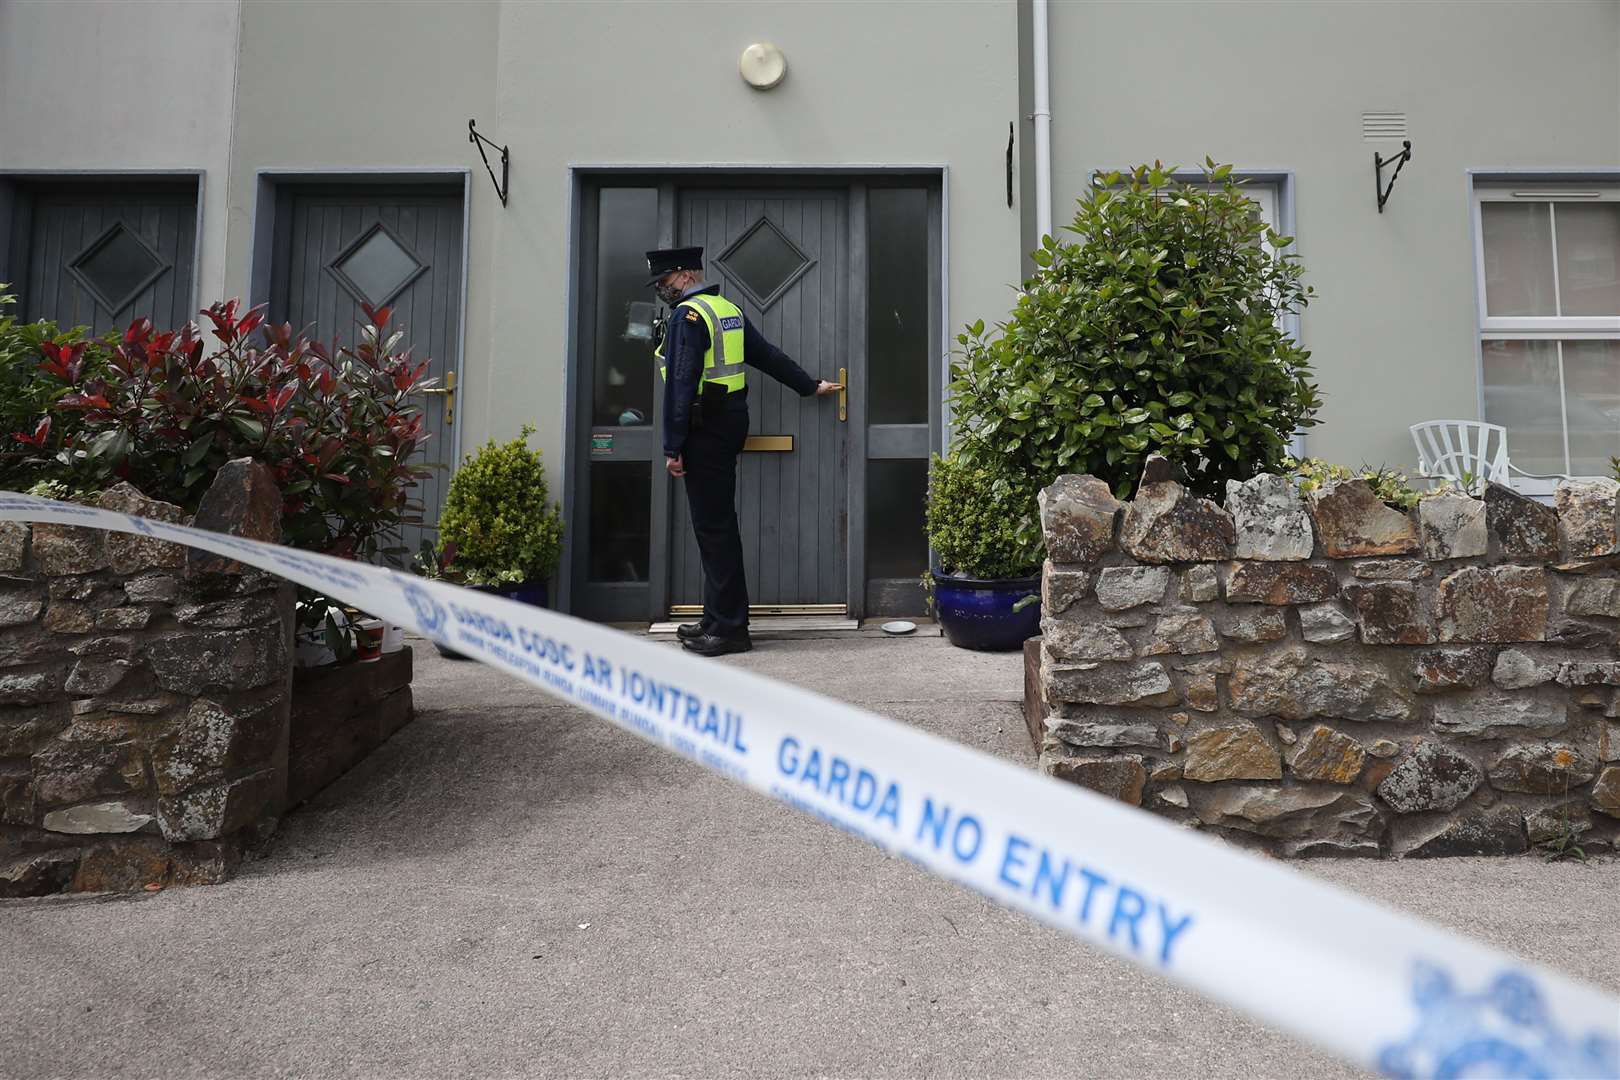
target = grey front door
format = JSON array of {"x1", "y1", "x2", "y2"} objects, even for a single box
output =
[
  {"x1": 6, "y1": 179, "x2": 198, "y2": 334},
  {"x1": 670, "y1": 188, "x2": 850, "y2": 614},
  {"x1": 268, "y1": 185, "x2": 463, "y2": 562}
]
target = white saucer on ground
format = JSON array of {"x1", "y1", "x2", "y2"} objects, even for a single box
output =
[{"x1": 881, "y1": 620, "x2": 917, "y2": 635}]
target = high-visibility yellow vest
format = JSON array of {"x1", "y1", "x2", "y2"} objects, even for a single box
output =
[{"x1": 655, "y1": 293, "x2": 747, "y2": 392}]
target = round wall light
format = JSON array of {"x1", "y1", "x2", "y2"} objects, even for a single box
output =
[{"x1": 739, "y1": 42, "x2": 787, "y2": 90}]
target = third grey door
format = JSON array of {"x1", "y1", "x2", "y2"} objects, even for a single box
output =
[
  {"x1": 268, "y1": 184, "x2": 463, "y2": 562},
  {"x1": 670, "y1": 188, "x2": 849, "y2": 613}
]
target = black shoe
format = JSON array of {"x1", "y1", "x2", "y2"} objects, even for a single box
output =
[
  {"x1": 681, "y1": 632, "x2": 753, "y2": 657},
  {"x1": 675, "y1": 621, "x2": 709, "y2": 642}
]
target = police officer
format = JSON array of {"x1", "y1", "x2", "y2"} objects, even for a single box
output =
[{"x1": 646, "y1": 246, "x2": 840, "y2": 656}]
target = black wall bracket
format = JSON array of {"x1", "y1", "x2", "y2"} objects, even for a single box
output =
[
  {"x1": 1375, "y1": 140, "x2": 1412, "y2": 213},
  {"x1": 468, "y1": 119, "x2": 509, "y2": 207}
]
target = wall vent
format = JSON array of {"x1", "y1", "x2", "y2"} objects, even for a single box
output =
[{"x1": 1362, "y1": 112, "x2": 1408, "y2": 141}]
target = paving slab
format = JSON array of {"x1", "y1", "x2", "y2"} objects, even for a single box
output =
[{"x1": 1, "y1": 634, "x2": 1614, "y2": 1079}]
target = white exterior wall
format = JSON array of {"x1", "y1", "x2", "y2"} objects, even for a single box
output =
[
  {"x1": 1036, "y1": 0, "x2": 1620, "y2": 473},
  {"x1": 0, "y1": 0, "x2": 240, "y2": 302}
]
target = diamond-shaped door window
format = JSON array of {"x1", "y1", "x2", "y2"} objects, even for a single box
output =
[
  {"x1": 68, "y1": 223, "x2": 170, "y2": 315},
  {"x1": 329, "y1": 222, "x2": 427, "y2": 308},
  {"x1": 714, "y1": 217, "x2": 815, "y2": 308}
]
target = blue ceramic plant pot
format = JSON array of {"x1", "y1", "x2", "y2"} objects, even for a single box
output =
[
  {"x1": 435, "y1": 581, "x2": 549, "y2": 660},
  {"x1": 932, "y1": 572, "x2": 1042, "y2": 652}
]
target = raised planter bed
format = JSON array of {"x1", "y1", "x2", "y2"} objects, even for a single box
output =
[{"x1": 287, "y1": 647, "x2": 414, "y2": 808}]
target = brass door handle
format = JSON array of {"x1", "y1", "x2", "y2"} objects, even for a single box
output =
[
  {"x1": 417, "y1": 370, "x2": 456, "y2": 426},
  {"x1": 838, "y1": 366, "x2": 847, "y2": 423}
]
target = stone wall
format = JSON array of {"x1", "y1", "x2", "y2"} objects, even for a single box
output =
[
  {"x1": 1033, "y1": 458, "x2": 1620, "y2": 858},
  {"x1": 288, "y1": 647, "x2": 414, "y2": 809},
  {"x1": 0, "y1": 464, "x2": 293, "y2": 895}
]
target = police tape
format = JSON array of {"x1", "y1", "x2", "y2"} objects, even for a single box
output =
[{"x1": 3, "y1": 491, "x2": 1615, "y2": 1078}]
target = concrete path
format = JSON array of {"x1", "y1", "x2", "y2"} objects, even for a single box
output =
[{"x1": 3, "y1": 633, "x2": 1616, "y2": 1079}]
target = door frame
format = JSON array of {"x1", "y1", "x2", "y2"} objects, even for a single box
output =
[
  {"x1": 0, "y1": 169, "x2": 205, "y2": 325},
  {"x1": 563, "y1": 165, "x2": 949, "y2": 623},
  {"x1": 247, "y1": 168, "x2": 473, "y2": 478}
]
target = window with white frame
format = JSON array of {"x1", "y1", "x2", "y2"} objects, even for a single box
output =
[{"x1": 1474, "y1": 183, "x2": 1620, "y2": 490}]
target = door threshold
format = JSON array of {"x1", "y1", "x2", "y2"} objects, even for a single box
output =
[{"x1": 650, "y1": 615, "x2": 859, "y2": 636}]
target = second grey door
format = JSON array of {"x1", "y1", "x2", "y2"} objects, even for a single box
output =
[
  {"x1": 670, "y1": 188, "x2": 849, "y2": 613},
  {"x1": 269, "y1": 185, "x2": 463, "y2": 561}
]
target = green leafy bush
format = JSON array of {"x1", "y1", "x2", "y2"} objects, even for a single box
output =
[
  {"x1": 951, "y1": 161, "x2": 1321, "y2": 504},
  {"x1": 925, "y1": 453, "x2": 1042, "y2": 580},
  {"x1": 436, "y1": 425, "x2": 564, "y2": 587}
]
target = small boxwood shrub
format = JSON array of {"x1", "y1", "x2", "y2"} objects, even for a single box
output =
[
  {"x1": 925, "y1": 453, "x2": 1042, "y2": 580},
  {"x1": 436, "y1": 425, "x2": 564, "y2": 587},
  {"x1": 951, "y1": 161, "x2": 1322, "y2": 505}
]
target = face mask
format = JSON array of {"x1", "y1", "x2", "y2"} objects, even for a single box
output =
[{"x1": 655, "y1": 279, "x2": 684, "y2": 306}]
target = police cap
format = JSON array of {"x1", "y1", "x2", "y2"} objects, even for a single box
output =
[{"x1": 645, "y1": 246, "x2": 704, "y2": 286}]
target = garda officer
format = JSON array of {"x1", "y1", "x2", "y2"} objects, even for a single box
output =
[{"x1": 647, "y1": 246, "x2": 840, "y2": 656}]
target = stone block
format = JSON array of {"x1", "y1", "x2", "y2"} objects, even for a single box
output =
[
  {"x1": 0, "y1": 849, "x2": 78, "y2": 897},
  {"x1": 0, "y1": 669, "x2": 60, "y2": 705},
  {"x1": 1287, "y1": 725, "x2": 1365, "y2": 784},
  {"x1": 1038, "y1": 475, "x2": 1120, "y2": 566},
  {"x1": 0, "y1": 522, "x2": 26, "y2": 572},
  {"x1": 124, "y1": 574, "x2": 180, "y2": 604},
  {"x1": 1547, "y1": 620, "x2": 1613, "y2": 649},
  {"x1": 1183, "y1": 722, "x2": 1281, "y2": 781},
  {"x1": 173, "y1": 596, "x2": 283, "y2": 630},
  {"x1": 1417, "y1": 494, "x2": 1487, "y2": 560},
  {"x1": 1591, "y1": 767, "x2": 1620, "y2": 818},
  {"x1": 0, "y1": 761, "x2": 33, "y2": 825},
  {"x1": 1040, "y1": 562, "x2": 1093, "y2": 615},
  {"x1": 146, "y1": 624, "x2": 290, "y2": 695},
  {"x1": 0, "y1": 703, "x2": 70, "y2": 757},
  {"x1": 1393, "y1": 806, "x2": 1527, "y2": 858},
  {"x1": 1555, "y1": 479, "x2": 1620, "y2": 559},
  {"x1": 30, "y1": 524, "x2": 108, "y2": 576},
  {"x1": 1046, "y1": 717, "x2": 1168, "y2": 751},
  {"x1": 98, "y1": 483, "x2": 186, "y2": 573},
  {"x1": 1350, "y1": 560, "x2": 1432, "y2": 582},
  {"x1": 1485, "y1": 482, "x2": 1560, "y2": 562},
  {"x1": 1179, "y1": 565, "x2": 1219, "y2": 603},
  {"x1": 1119, "y1": 459, "x2": 1235, "y2": 563},
  {"x1": 1042, "y1": 660, "x2": 1177, "y2": 707},
  {"x1": 1566, "y1": 578, "x2": 1620, "y2": 620},
  {"x1": 1042, "y1": 621, "x2": 1131, "y2": 662},
  {"x1": 43, "y1": 602, "x2": 96, "y2": 634},
  {"x1": 1556, "y1": 661, "x2": 1620, "y2": 687},
  {"x1": 1602, "y1": 722, "x2": 1619, "y2": 763},
  {"x1": 1367, "y1": 738, "x2": 1401, "y2": 759},
  {"x1": 1190, "y1": 784, "x2": 1380, "y2": 840},
  {"x1": 1487, "y1": 743, "x2": 1597, "y2": 795},
  {"x1": 1141, "y1": 614, "x2": 1218, "y2": 656},
  {"x1": 1435, "y1": 566, "x2": 1548, "y2": 643},
  {"x1": 1181, "y1": 669, "x2": 1220, "y2": 713},
  {"x1": 156, "y1": 767, "x2": 278, "y2": 841},
  {"x1": 1226, "y1": 473, "x2": 1314, "y2": 561},
  {"x1": 42, "y1": 799, "x2": 154, "y2": 834},
  {"x1": 1217, "y1": 608, "x2": 1287, "y2": 644},
  {"x1": 31, "y1": 740, "x2": 145, "y2": 806},
  {"x1": 1094, "y1": 566, "x2": 1170, "y2": 611},
  {"x1": 1376, "y1": 743, "x2": 1483, "y2": 813},
  {"x1": 1306, "y1": 479, "x2": 1420, "y2": 558},
  {"x1": 186, "y1": 459, "x2": 284, "y2": 576},
  {"x1": 1411, "y1": 647, "x2": 1495, "y2": 694},
  {"x1": 1224, "y1": 562, "x2": 1338, "y2": 605},
  {"x1": 151, "y1": 692, "x2": 287, "y2": 797},
  {"x1": 1524, "y1": 803, "x2": 1593, "y2": 845},
  {"x1": 1045, "y1": 754, "x2": 1146, "y2": 806},
  {"x1": 1022, "y1": 637, "x2": 1046, "y2": 753},
  {"x1": 1431, "y1": 692, "x2": 1568, "y2": 738},
  {"x1": 1229, "y1": 645, "x2": 1413, "y2": 723},
  {"x1": 94, "y1": 607, "x2": 152, "y2": 632},
  {"x1": 0, "y1": 587, "x2": 44, "y2": 628},
  {"x1": 1299, "y1": 602, "x2": 1356, "y2": 643},
  {"x1": 1492, "y1": 648, "x2": 1558, "y2": 690},
  {"x1": 63, "y1": 659, "x2": 132, "y2": 696},
  {"x1": 1345, "y1": 582, "x2": 1435, "y2": 645}
]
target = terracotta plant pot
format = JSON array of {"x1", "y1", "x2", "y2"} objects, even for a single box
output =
[{"x1": 354, "y1": 618, "x2": 384, "y2": 662}]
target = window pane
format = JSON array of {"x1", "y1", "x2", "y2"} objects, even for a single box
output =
[
  {"x1": 593, "y1": 189, "x2": 659, "y2": 427},
  {"x1": 1555, "y1": 204, "x2": 1620, "y2": 316},
  {"x1": 866, "y1": 458, "x2": 928, "y2": 579},
  {"x1": 1481, "y1": 203, "x2": 1556, "y2": 316},
  {"x1": 1482, "y1": 339, "x2": 1566, "y2": 474},
  {"x1": 1563, "y1": 340, "x2": 1620, "y2": 476},
  {"x1": 73, "y1": 224, "x2": 165, "y2": 311},
  {"x1": 867, "y1": 189, "x2": 930, "y2": 425},
  {"x1": 334, "y1": 226, "x2": 421, "y2": 308},
  {"x1": 588, "y1": 462, "x2": 651, "y2": 582},
  {"x1": 719, "y1": 218, "x2": 810, "y2": 303}
]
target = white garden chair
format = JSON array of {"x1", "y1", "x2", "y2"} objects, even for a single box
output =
[{"x1": 1409, "y1": 420, "x2": 1567, "y2": 496}]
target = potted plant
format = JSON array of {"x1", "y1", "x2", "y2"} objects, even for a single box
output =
[
  {"x1": 434, "y1": 424, "x2": 564, "y2": 606},
  {"x1": 925, "y1": 453, "x2": 1044, "y2": 651}
]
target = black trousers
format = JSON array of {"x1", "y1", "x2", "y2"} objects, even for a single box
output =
[{"x1": 681, "y1": 395, "x2": 750, "y2": 636}]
